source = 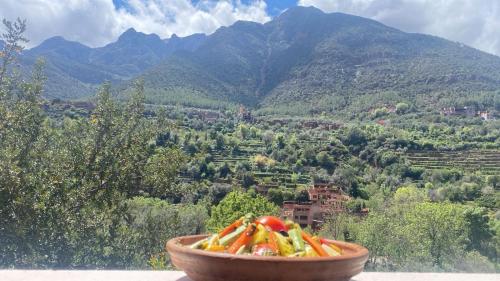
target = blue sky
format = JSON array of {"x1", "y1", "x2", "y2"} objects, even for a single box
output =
[{"x1": 1, "y1": 0, "x2": 499, "y2": 56}]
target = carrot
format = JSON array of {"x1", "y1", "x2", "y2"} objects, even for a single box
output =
[
  {"x1": 219, "y1": 218, "x2": 243, "y2": 238},
  {"x1": 227, "y1": 224, "x2": 256, "y2": 254},
  {"x1": 267, "y1": 230, "x2": 279, "y2": 254},
  {"x1": 302, "y1": 231, "x2": 329, "y2": 257}
]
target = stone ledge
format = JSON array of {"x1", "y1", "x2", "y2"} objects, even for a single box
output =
[{"x1": 0, "y1": 270, "x2": 497, "y2": 281}]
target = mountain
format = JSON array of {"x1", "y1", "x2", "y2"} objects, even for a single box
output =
[
  {"x1": 18, "y1": 6, "x2": 500, "y2": 114},
  {"x1": 90, "y1": 28, "x2": 172, "y2": 77},
  {"x1": 164, "y1": 33, "x2": 207, "y2": 52},
  {"x1": 138, "y1": 6, "x2": 500, "y2": 113},
  {"x1": 19, "y1": 30, "x2": 207, "y2": 99}
]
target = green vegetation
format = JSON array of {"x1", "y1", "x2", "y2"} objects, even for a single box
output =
[
  {"x1": 207, "y1": 190, "x2": 279, "y2": 232},
  {"x1": 321, "y1": 187, "x2": 497, "y2": 272},
  {"x1": 1, "y1": 16, "x2": 498, "y2": 272}
]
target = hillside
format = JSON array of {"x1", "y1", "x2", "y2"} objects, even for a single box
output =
[
  {"x1": 19, "y1": 30, "x2": 206, "y2": 99},
  {"x1": 138, "y1": 6, "x2": 500, "y2": 113},
  {"x1": 14, "y1": 6, "x2": 500, "y2": 113}
]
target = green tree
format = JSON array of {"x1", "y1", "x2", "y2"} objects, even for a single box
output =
[
  {"x1": 144, "y1": 148, "x2": 187, "y2": 198},
  {"x1": 396, "y1": 102, "x2": 409, "y2": 114},
  {"x1": 207, "y1": 190, "x2": 279, "y2": 231}
]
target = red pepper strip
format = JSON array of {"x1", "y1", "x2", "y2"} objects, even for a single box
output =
[
  {"x1": 267, "y1": 229, "x2": 279, "y2": 254},
  {"x1": 219, "y1": 218, "x2": 243, "y2": 238},
  {"x1": 320, "y1": 238, "x2": 342, "y2": 254},
  {"x1": 302, "y1": 231, "x2": 329, "y2": 257},
  {"x1": 227, "y1": 224, "x2": 256, "y2": 254}
]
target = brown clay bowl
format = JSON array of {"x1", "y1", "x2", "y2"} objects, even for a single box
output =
[{"x1": 166, "y1": 234, "x2": 368, "y2": 281}]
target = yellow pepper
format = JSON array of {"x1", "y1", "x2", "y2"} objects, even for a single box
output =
[
  {"x1": 251, "y1": 224, "x2": 268, "y2": 246},
  {"x1": 274, "y1": 232, "x2": 294, "y2": 256}
]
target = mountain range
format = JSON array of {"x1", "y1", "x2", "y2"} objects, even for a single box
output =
[{"x1": 14, "y1": 6, "x2": 500, "y2": 114}]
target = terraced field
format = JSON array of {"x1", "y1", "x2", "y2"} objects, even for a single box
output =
[
  {"x1": 211, "y1": 139, "x2": 312, "y2": 188},
  {"x1": 406, "y1": 150, "x2": 500, "y2": 175}
]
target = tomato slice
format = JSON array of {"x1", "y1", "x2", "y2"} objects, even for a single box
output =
[{"x1": 255, "y1": 216, "x2": 288, "y2": 232}]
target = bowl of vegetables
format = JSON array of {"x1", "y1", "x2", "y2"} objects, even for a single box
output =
[{"x1": 166, "y1": 213, "x2": 368, "y2": 281}]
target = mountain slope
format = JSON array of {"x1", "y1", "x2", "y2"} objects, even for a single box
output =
[
  {"x1": 140, "y1": 21, "x2": 268, "y2": 106},
  {"x1": 18, "y1": 30, "x2": 207, "y2": 99},
  {"x1": 14, "y1": 6, "x2": 500, "y2": 113},
  {"x1": 137, "y1": 6, "x2": 500, "y2": 112}
]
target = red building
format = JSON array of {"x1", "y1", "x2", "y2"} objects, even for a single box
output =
[{"x1": 281, "y1": 183, "x2": 350, "y2": 228}]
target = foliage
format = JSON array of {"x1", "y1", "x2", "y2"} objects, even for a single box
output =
[{"x1": 207, "y1": 190, "x2": 279, "y2": 232}]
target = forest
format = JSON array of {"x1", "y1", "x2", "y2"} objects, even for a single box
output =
[{"x1": 0, "y1": 19, "x2": 498, "y2": 272}]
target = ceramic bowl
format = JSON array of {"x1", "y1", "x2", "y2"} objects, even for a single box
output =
[{"x1": 166, "y1": 234, "x2": 368, "y2": 281}]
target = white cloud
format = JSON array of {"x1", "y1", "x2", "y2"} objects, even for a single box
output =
[
  {"x1": 298, "y1": 0, "x2": 500, "y2": 56},
  {"x1": 0, "y1": 0, "x2": 270, "y2": 48}
]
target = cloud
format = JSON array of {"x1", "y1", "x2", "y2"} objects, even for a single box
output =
[
  {"x1": 298, "y1": 0, "x2": 500, "y2": 56},
  {"x1": 0, "y1": 0, "x2": 270, "y2": 48}
]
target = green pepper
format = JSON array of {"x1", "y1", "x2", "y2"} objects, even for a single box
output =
[
  {"x1": 220, "y1": 225, "x2": 247, "y2": 246},
  {"x1": 288, "y1": 229, "x2": 305, "y2": 252}
]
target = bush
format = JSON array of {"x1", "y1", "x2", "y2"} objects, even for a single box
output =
[
  {"x1": 396, "y1": 102, "x2": 409, "y2": 114},
  {"x1": 207, "y1": 190, "x2": 279, "y2": 232}
]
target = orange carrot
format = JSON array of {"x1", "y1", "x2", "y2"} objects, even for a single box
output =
[
  {"x1": 267, "y1": 229, "x2": 279, "y2": 254},
  {"x1": 219, "y1": 218, "x2": 243, "y2": 238},
  {"x1": 227, "y1": 224, "x2": 256, "y2": 254},
  {"x1": 302, "y1": 231, "x2": 329, "y2": 257}
]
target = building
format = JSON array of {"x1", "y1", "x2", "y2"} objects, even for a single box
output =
[
  {"x1": 301, "y1": 120, "x2": 341, "y2": 130},
  {"x1": 441, "y1": 106, "x2": 476, "y2": 117},
  {"x1": 441, "y1": 107, "x2": 493, "y2": 121},
  {"x1": 238, "y1": 106, "x2": 254, "y2": 123},
  {"x1": 281, "y1": 183, "x2": 350, "y2": 228},
  {"x1": 189, "y1": 110, "x2": 221, "y2": 123},
  {"x1": 478, "y1": 111, "x2": 490, "y2": 121}
]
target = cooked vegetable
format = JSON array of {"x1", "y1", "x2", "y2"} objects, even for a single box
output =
[
  {"x1": 320, "y1": 238, "x2": 343, "y2": 254},
  {"x1": 252, "y1": 244, "x2": 277, "y2": 256},
  {"x1": 256, "y1": 216, "x2": 288, "y2": 232},
  {"x1": 187, "y1": 213, "x2": 344, "y2": 258},
  {"x1": 288, "y1": 229, "x2": 305, "y2": 252},
  {"x1": 220, "y1": 225, "x2": 246, "y2": 246},
  {"x1": 302, "y1": 231, "x2": 328, "y2": 257},
  {"x1": 236, "y1": 245, "x2": 247, "y2": 255},
  {"x1": 189, "y1": 237, "x2": 208, "y2": 249},
  {"x1": 305, "y1": 244, "x2": 318, "y2": 257},
  {"x1": 321, "y1": 244, "x2": 341, "y2": 257},
  {"x1": 206, "y1": 245, "x2": 225, "y2": 252},
  {"x1": 227, "y1": 224, "x2": 257, "y2": 254},
  {"x1": 274, "y1": 231, "x2": 294, "y2": 256},
  {"x1": 207, "y1": 234, "x2": 219, "y2": 247},
  {"x1": 251, "y1": 223, "x2": 268, "y2": 245},
  {"x1": 267, "y1": 229, "x2": 279, "y2": 254},
  {"x1": 219, "y1": 218, "x2": 243, "y2": 238}
]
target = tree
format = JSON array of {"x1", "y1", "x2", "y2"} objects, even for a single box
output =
[
  {"x1": 486, "y1": 175, "x2": 499, "y2": 189},
  {"x1": 218, "y1": 162, "x2": 231, "y2": 178},
  {"x1": 0, "y1": 18, "x2": 28, "y2": 85},
  {"x1": 214, "y1": 133, "x2": 225, "y2": 150},
  {"x1": 404, "y1": 202, "x2": 468, "y2": 268},
  {"x1": 267, "y1": 188, "x2": 284, "y2": 206},
  {"x1": 316, "y1": 151, "x2": 335, "y2": 173},
  {"x1": 396, "y1": 102, "x2": 409, "y2": 114},
  {"x1": 207, "y1": 190, "x2": 279, "y2": 231}
]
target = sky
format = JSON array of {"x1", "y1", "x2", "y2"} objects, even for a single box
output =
[{"x1": 0, "y1": 0, "x2": 499, "y2": 56}]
